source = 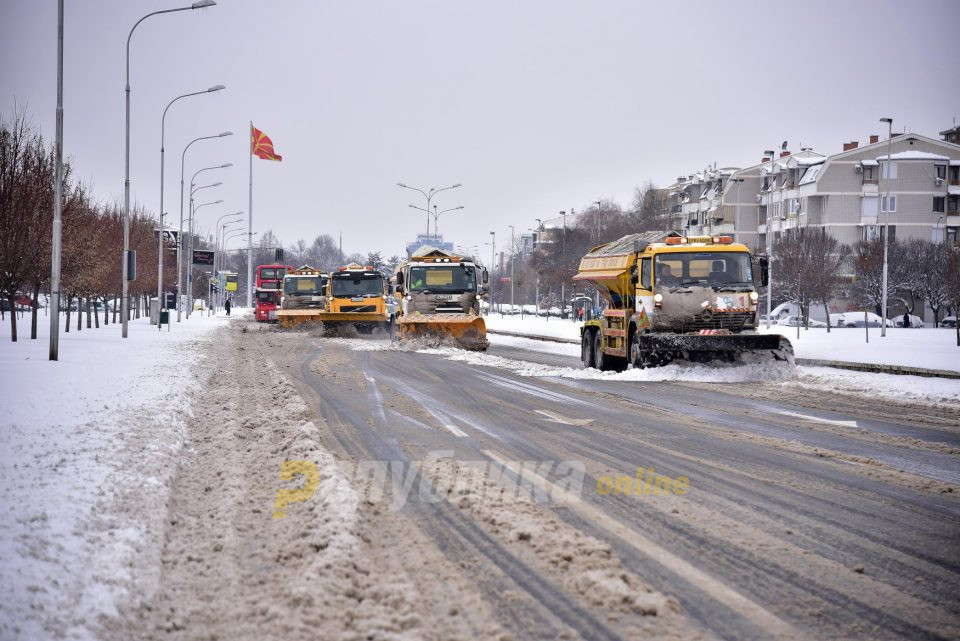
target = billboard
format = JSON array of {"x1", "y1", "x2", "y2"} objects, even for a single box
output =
[{"x1": 193, "y1": 250, "x2": 214, "y2": 265}]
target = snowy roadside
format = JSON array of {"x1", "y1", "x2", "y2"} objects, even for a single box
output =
[
  {"x1": 0, "y1": 311, "x2": 229, "y2": 640},
  {"x1": 484, "y1": 313, "x2": 960, "y2": 374}
]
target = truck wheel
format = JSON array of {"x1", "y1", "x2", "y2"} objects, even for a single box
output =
[
  {"x1": 593, "y1": 330, "x2": 606, "y2": 370},
  {"x1": 629, "y1": 330, "x2": 647, "y2": 368},
  {"x1": 581, "y1": 329, "x2": 596, "y2": 368}
]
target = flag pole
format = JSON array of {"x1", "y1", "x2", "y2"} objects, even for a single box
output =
[{"x1": 247, "y1": 120, "x2": 253, "y2": 308}]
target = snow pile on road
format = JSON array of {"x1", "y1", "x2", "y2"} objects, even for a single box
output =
[
  {"x1": 0, "y1": 313, "x2": 227, "y2": 640},
  {"x1": 418, "y1": 347, "x2": 797, "y2": 383},
  {"x1": 486, "y1": 313, "x2": 583, "y2": 340}
]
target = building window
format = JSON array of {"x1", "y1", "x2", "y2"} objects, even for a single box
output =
[
  {"x1": 881, "y1": 195, "x2": 897, "y2": 213},
  {"x1": 862, "y1": 225, "x2": 896, "y2": 242},
  {"x1": 881, "y1": 161, "x2": 897, "y2": 180},
  {"x1": 949, "y1": 195, "x2": 960, "y2": 214},
  {"x1": 932, "y1": 226, "x2": 945, "y2": 243},
  {"x1": 947, "y1": 226, "x2": 959, "y2": 245},
  {"x1": 935, "y1": 164, "x2": 946, "y2": 180},
  {"x1": 934, "y1": 196, "x2": 945, "y2": 213}
]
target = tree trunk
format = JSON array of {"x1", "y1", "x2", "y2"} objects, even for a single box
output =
[
  {"x1": 112, "y1": 295, "x2": 118, "y2": 324},
  {"x1": 77, "y1": 298, "x2": 82, "y2": 331},
  {"x1": 31, "y1": 281, "x2": 41, "y2": 339},
  {"x1": 65, "y1": 294, "x2": 71, "y2": 333},
  {"x1": 102, "y1": 296, "x2": 108, "y2": 326},
  {"x1": 93, "y1": 298, "x2": 100, "y2": 328},
  {"x1": 7, "y1": 295, "x2": 16, "y2": 342},
  {"x1": 86, "y1": 297, "x2": 92, "y2": 329},
  {"x1": 824, "y1": 302, "x2": 831, "y2": 333}
]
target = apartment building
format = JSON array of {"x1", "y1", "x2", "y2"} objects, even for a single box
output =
[{"x1": 667, "y1": 129, "x2": 960, "y2": 249}]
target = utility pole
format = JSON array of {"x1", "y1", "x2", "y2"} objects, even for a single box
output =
[
  {"x1": 509, "y1": 225, "x2": 515, "y2": 311},
  {"x1": 731, "y1": 176, "x2": 744, "y2": 243},
  {"x1": 880, "y1": 117, "x2": 893, "y2": 337},
  {"x1": 763, "y1": 149, "x2": 776, "y2": 328},
  {"x1": 49, "y1": 0, "x2": 64, "y2": 360},
  {"x1": 489, "y1": 231, "x2": 495, "y2": 315}
]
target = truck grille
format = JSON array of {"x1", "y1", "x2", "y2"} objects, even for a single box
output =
[
  {"x1": 687, "y1": 311, "x2": 754, "y2": 331},
  {"x1": 340, "y1": 304, "x2": 377, "y2": 313}
]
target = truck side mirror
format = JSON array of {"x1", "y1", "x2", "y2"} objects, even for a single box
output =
[
  {"x1": 759, "y1": 256, "x2": 769, "y2": 287},
  {"x1": 482, "y1": 268, "x2": 489, "y2": 284},
  {"x1": 396, "y1": 272, "x2": 404, "y2": 286}
]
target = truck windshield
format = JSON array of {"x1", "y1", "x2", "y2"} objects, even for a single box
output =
[
  {"x1": 331, "y1": 274, "x2": 383, "y2": 297},
  {"x1": 407, "y1": 265, "x2": 476, "y2": 293},
  {"x1": 654, "y1": 252, "x2": 753, "y2": 289},
  {"x1": 284, "y1": 276, "x2": 326, "y2": 295}
]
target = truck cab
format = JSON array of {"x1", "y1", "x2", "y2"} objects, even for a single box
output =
[
  {"x1": 327, "y1": 264, "x2": 388, "y2": 315},
  {"x1": 281, "y1": 266, "x2": 328, "y2": 310},
  {"x1": 394, "y1": 251, "x2": 488, "y2": 317}
]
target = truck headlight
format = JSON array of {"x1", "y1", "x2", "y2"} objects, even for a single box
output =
[
  {"x1": 653, "y1": 293, "x2": 663, "y2": 303},
  {"x1": 749, "y1": 291, "x2": 759, "y2": 302}
]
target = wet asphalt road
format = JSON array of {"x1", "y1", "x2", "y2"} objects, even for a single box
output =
[{"x1": 282, "y1": 335, "x2": 960, "y2": 641}]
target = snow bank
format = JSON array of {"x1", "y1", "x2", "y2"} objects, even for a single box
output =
[
  {"x1": 485, "y1": 313, "x2": 582, "y2": 340},
  {"x1": 417, "y1": 347, "x2": 797, "y2": 383},
  {"x1": 0, "y1": 312, "x2": 228, "y2": 640}
]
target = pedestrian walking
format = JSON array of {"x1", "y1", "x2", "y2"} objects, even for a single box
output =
[{"x1": 225, "y1": 297, "x2": 232, "y2": 316}]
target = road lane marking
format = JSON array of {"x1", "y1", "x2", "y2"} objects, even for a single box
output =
[
  {"x1": 482, "y1": 448, "x2": 805, "y2": 641},
  {"x1": 535, "y1": 409, "x2": 594, "y2": 427},
  {"x1": 778, "y1": 410, "x2": 858, "y2": 428}
]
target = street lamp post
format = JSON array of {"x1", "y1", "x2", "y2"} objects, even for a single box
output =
[
  {"x1": 488, "y1": 231, "x2": 495, "y2": 314},
  {"x1": 880, "y1": 117, "x2": 893, "y2": 337},
  {"x1": 397, "y1": 182, "x2": 462, "y2": 236},
  {"x1": 593, "y1": 200, "x2": 602, "y2": 310},
  {"x1": 158, "y1": 85, "x2": 225, "y2": 329},
  {"x1": 187, "y1": 197, "x2": 222, "y2": 315},
  {"x1": 731, "y1": 176, "x2": 744, "y2": 243},
  {"x1": 177, "y1": 134, "x2": 231, "y2": 322},
  {"x1": 763, "y1": 149, "x2": 776, "y2": 328},
  {"x1": 509, "y1": 225, "x2": 515, "y2": 312},
  {"x1": 215, "y1": 212, "x2": 243, "y2": 310},
  {"x1": 122, "y1": 0, "x2": 217, "y2": 338},
  {"x1": 49, "y1": 0, "x2": 64, "y2": 360}
]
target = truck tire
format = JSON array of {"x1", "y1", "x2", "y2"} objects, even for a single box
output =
[
  {"x1": 581, "y1": 329, "x2": 596, "y2": 368},
  {"x1": 629, "y1": 329, "x2": 647, "y2": 369},
  {"x1": 593, "y1": 330, "x2": 606, "y2": 370}
]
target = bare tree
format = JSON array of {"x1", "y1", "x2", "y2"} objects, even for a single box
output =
[
  {"x1": 852, "y1": 237, "x2": 909, "y2": 317},
  {"x1": 903, "y1": 239, "x2": 950, "y2": 326}
]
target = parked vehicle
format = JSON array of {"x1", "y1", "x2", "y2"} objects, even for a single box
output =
[
  {"x1": 941, "y1": 316, "x2": 957, "y2": 328},
  {"x1": 831, "y1": 312, "x2": 895, "y2": 328},
  {"x1": 777, "y1": 315, "x2": 827, "y2": 328}
]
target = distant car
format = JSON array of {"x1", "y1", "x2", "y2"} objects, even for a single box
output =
[
  {"x1": 832, "y1": 311, "x2": 894, "y2": 328},
  {"x1": 941, "y1": 316, "x2": 957, "y2": 328},
  {"x1": 777, "y1": 315, "x2": 827, "y2": 328}
]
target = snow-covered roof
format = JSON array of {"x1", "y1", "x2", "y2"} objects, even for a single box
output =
[
  {"x1": 950, "y1": 160, "x2": 960, "y2": 166},
  {"x1": 949, "y1": 185, "x2": 960, "y2": 196},
  {"x1": 860, "y1": 159, "x2": 879, "y2": 166},
  {"x1": 876, "y1": 151, "x2": 950, "y2": 161}
]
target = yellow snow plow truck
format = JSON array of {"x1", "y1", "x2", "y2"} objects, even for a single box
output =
[
  {"x1": 276, "y1": 263, "x2": 394, "y2": 334},
  {"x1": 575, "y1": 231, "x2": 793, "y2": 370},
  {"x1": 393, "y1": 248, "x2": 489, "y2": 350}
]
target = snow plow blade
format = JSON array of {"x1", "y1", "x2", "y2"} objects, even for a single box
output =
[
  {"x1": 637, "y1": 333, "x2": 794, "y2": 365},
  {"x1": 398, "y1": 314, "x2": 489, "y2": 351},
  {"x1": 276, "y1": 309, "x2": 388, "y2": 329}
]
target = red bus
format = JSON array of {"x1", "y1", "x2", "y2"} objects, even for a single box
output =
[
  {"x1": 255, "y1": 288, "x2": 281, "y2": 322},
  {"x1": 256, "y1": 263, "x2": 293, "y2": 290}
]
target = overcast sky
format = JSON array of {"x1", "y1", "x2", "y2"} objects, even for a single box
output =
[{"x1": 3, "y1": 0, "x2": 959, "y2": 259}]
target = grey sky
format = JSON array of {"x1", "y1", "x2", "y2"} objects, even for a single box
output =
[{"x1": 3, "y1": 0, "x2": 959, "y2": 259}]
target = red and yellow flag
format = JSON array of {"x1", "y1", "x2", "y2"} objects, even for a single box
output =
[{"x1": 251, "y1": 125, "x2": 282, "y2": 161}]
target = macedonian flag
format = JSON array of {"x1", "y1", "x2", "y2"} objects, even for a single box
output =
[{"x1": 251, "y1": 125, "x2": 282, "y2": 161}]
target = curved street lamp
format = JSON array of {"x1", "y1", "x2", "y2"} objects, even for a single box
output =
[
  {"x1": 397, "y1": 182, "x2": 461, "y2": 236},
  {"x1": 158, "y1": 84, "x2": 225, "y2": 327},
  {"x1": 177, "y1": 132, "x2": 232, "y2": 321},
  {"x1": 122, "y1": 0, "x2": 218, "y2": 338}
]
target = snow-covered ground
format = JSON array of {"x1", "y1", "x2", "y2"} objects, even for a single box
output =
[
  {"x1": 0, "y1": 310, "x2": 229, "y2": 640},
  {"x1": 484, "y1": 313, "x2": 960, "y2": 374}
]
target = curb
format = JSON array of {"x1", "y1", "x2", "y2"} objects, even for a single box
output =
[
  {"x1": 488, "y1": 329, "x2": 960, "y2": 379},
  {"x1": 794, "y1": 358, "x2": 960, "y2": 380}
]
